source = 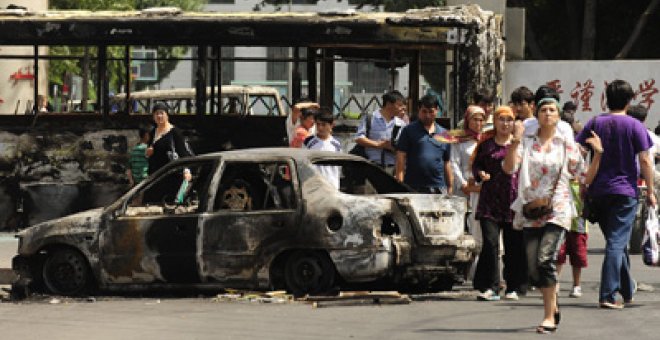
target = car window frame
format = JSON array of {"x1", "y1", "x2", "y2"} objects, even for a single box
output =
[
  {"x1": 211, "y1": 157, "x2": 299, "y2": 213},
  {"x1": 114, "y1": 158, "x2": 220, "y2": 217}
]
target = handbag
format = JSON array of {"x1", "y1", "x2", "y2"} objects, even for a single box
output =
[
  {"x1": 642, "y1": 208, "x2": 660, "y2": 266},
  {"x1": 522, "y1": 140, "x2": 566, "y2": 220},
  {"x1": 523, "y1": 196, "x2": 554, "y2": 220},
  {"x1": 582, "y1": 194, "x2": 598, "y2": 223},
  {"x1": 349, "y1": 112, "x2": 372, "y2": 158},
  {"x1": 167, "y1": 137, "x2": 179, "y2": 161}
]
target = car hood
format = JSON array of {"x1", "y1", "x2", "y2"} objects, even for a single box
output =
[
  {"x1": 16, "y1": 208, "x2": 104, "y2": 254},
  {"x1": 384, "y1": 193, "x2": 467, "y2": 241}
]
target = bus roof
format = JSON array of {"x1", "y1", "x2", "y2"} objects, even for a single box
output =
[{"x1": 0, "y1": 6, "x2": 488, "y2": 46}]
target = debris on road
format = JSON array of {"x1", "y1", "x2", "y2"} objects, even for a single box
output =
[
  {"x1": 212, "y1": 290, "x2": 293, "y2": 304},
  {"x1": 301, "y1": 291, "x2": 411, "y2": 308}
]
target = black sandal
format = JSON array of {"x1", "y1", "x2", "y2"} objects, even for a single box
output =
[{"x1": 536, "y1": 325, "x2": 557, "y2": 334}]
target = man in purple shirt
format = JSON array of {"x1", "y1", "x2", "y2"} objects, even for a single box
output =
[{"x1": 576, "y1": 80, "x2": 656, "y2": 309}]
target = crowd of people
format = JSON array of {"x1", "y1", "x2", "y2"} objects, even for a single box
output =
[
  {"x1": 283, "y1": 81, "x2": 658, "y2": 334},
  {"x1": 126, "y1": 80, "x2": 658, "y2": 335}
]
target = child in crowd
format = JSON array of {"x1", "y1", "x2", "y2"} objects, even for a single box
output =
[
  {"x1": 303, "y1": 108, "x2": 342, "y2": 189},
  {"x1": 556, "y1": 178, "x2": 589, "y2": 298},
  {"x1": 126, "y1": 127, "x2": 150, "y2": 187},
  {"x1": 289, "y1": 107, "x2": 318, "y2": 148}
]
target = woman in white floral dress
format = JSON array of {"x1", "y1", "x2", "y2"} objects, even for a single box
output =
[{"x1": 503, "y1": 97, "x2": 603, "y2": 334}]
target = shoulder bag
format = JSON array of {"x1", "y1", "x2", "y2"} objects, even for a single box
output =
[
  {"x1": 349, "y1": 112, "x2": 372, "y2": 158},
  {"x1": 522, "y1": 140, "x2": 566, "y2": 220},
  {"x1": 167, "y1": 136, "x2": 179, "y2": 161}
]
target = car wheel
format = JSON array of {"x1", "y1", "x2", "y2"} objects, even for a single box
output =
[
  {"x1": 284, "y1": 250, "x2": 335, "y2": 297},
  {"x1": 42, "y1": 248, "x2": 91, "y2": 296}
]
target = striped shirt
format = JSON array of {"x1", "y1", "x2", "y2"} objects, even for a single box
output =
[
  {"x1": 129, "y1": 143, "x2": 149, "y2": 184},
  {"x1": 354, "y1": 110, "x2": 406, "y2": 166}
]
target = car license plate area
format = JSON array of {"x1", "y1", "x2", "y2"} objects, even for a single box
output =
[{"x1": 419, "y1": 211, "x2": 455, "y2": 236}]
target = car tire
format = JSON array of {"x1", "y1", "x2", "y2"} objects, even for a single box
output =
[
  {"x1": 284, "y1": 250, "x2": 335, "y2": 297},
  {"x1": 42, "y1": 248, "x2": 92, "y2": 296}
]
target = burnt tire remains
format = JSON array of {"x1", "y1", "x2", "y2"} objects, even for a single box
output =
[
  {"x1": 284, "y1": 250, "x2": 335, "y2": 297},
  {"x1": 42, "y1": 248, "x2": 91, "y2": 296}
]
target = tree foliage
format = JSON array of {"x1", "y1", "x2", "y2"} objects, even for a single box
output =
[
  {"x1": 255, "y1": 0, "x2": 445, "y2": 12},
  {"x1": 507, "y1": 0, "x2": 660, "y2": 60},
  {"x1": 48, "y1": 0, "x2": 207, "y2": 95},
  {"x1": 254, "y1": 1, "x2": 447, "y2": 92}
]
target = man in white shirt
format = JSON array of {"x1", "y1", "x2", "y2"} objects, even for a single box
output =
[{"x1": 304, "y1": 109, "x2": 342, "y2": 189}]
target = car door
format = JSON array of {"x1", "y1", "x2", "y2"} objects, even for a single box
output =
[
  {"x1": 99, "y1": 160, "x2": 216, "y2": 285},
  {"x1": 198, "y1": 159, "x2": 299, "y2": 286}
]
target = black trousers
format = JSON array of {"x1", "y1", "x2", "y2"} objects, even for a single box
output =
[
  {"x1": 473, "y1": 218, "x2": 527, "y2": 293},
  {"x1": 524, "y1": 223, "x2": 566, "y2": 288}
]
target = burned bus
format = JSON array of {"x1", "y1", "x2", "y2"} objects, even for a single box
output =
[{"x1": 0, "y1": 5, "x2": 504, "y2": 230}]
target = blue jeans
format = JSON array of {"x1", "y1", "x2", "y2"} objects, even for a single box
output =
[{"x1": 594, "y1": 194, "x2": 638, "y2": 303}]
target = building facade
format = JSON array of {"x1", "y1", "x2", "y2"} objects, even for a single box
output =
[{"x1": 159, "y1": 0, "x2": 412, "y2": 113}]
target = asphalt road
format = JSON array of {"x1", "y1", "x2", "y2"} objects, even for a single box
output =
[{"x1": 0, "y1": 230, "x2": 659, "y2": 340}]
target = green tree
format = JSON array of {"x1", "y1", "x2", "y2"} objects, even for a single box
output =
[
  {"x1": 255, "y1": 1, "x2": 447, "y2": 92},
  {"x1": 255, "y1": 0, "x2": 444, "y2": 11},
  {"x1": 508, "y1": 0, "x2": 660, "y2": 60},
  {"x1": 48, "y1": 0, "x2": 207, "y2": 107}
]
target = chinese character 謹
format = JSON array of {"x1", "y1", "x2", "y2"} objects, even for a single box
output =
[{"x1": 570, "y1": 79, "x2": 595, "y2": 112}]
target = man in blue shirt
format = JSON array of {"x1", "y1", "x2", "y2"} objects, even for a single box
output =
[
  {"x1": 354, "y1": 90, "x2": 407, "y2": 173},
  {"x1": 395, "y1": 94, "x2": 453, "y2": 194}
]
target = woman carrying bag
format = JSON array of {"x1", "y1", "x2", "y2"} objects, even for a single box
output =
[
  {"x1": 146, "y1": 102, "x2": 194, "y2": 175},
  {"x1": 503, "y1": 98, "x2": 603, "y2": 334},
  {"x1": 144, "y1": 102, "x2": 195, "y2": 204}
]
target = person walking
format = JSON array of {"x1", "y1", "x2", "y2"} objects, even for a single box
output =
[
  {"x1": 505, "y1": 97, "x2": 603, "y2": 333},
  {"x1": 354, "y1": 90, "x2": 407, "y2": 174},
  {"x1": 575, "y1": 80, "x2": 656, "y2": 309},
  {"x1": 289, "y1": 107, "x2": 318, "y2": 148},
  {"x1": 510, "y1": 86, "x2": 534, "y2": 122},
  {"x1": 303, "y1": 108, "x2": 343, "y2": 189},
  {"x1": 471, "y1": 106, "x2": 525, "y2": 301},
  {"x1": 145, "y1": 102, "x2": 194, "y2": 175},
  {"x1": 286, "y1": 98, "x2": 318, "y2": 145},
  {"x1": 450, "y1": 105, "x2": 485, "y2": 248},
  {"x1": 556, "y1": 109, "x2": 589, "y2": 298},
  {"x1": 395, "y1": 94, "x2": 452, "y2": 194},
  {"x1": 126, "y1": 127, "x2": 150, "y2": 187},
  {"x1": 144, "y1": 103, "x2": 194, "y2": 204},
  {"x1": 522, "y1": 86, "x2": 574, "y2": 140}
]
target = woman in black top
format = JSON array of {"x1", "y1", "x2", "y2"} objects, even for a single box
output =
[
  {"x1": 146, "y1": 102, "x2": 193, "y2": 175},
  {"x1": 143, "y1": 103, "x2": 194, "y2": 205}
]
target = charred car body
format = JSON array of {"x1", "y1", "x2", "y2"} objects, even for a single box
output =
[{"x1": 13, "y1": 148, "x2": 477, "y2": 296}]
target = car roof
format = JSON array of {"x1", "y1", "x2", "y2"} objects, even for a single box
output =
[{"x1": 193, "y1": 147, "x2": 365, "y2": 162}]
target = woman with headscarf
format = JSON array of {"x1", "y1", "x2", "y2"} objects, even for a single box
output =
[
  {"x1": 471, "y1": 106, "x2": 527, "y2": 302},
  {"x1": 450, "y1": 105, "x2": 486, "y2": 276},
  {"x1": 504, "y1": 98, "x2": 602, "y2": 334}
]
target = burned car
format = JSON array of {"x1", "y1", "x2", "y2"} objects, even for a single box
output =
[{"x1": 12, "y1": 148, "x2": 477, "y2": 296}]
